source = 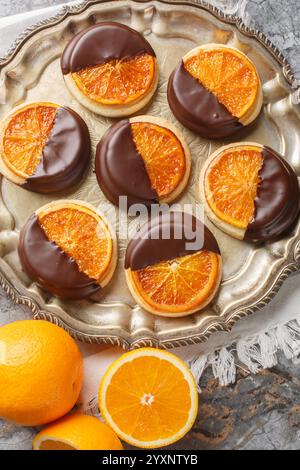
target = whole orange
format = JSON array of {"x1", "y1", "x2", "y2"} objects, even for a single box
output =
[{"x1": 0, "y1": 320, "x2": 83, "y2": 426}]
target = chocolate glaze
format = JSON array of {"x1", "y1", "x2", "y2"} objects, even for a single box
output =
[
  {"x1": 95, "y1": 120, "x2": 158, "y2": 208},
  {"x1": 245, "y1": 146, "x2": 300, "y2": 242},
  {"x1": 61, "y1": 22, "x2": 155, "y2": 74},
  {"x1": 125, "y1": 211, "x2": 220, "y2": 271},
  {"x1": 18, "y1": 214, "x2": 100, "y2": 299},
  {"x1": 167, "y1": 61, "x2": 243, "y2": 139},
  {"x1": 23, "y1": 106, "x2": 90, "y2": 194}
]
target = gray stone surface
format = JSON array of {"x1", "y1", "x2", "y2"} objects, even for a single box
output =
[
  {"x1": 0, "y1": 0, "x2": 299, "y2": 451},
  {"x1": 0, "y1": 0, "x2": 74, "y2": 17},
  {"x1": 246, "y1": 0, "x2": 300, "y2": 78},
  {"x1": 167, "y1": 355, "x2": 300, "y2": 450}
]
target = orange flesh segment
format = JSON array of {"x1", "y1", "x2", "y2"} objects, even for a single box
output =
[
  {"x1": 105, "y1": 356, "x2": 192, "y2": 441},
  {"x1": 131, "y1": 122, "x2": 186, "y2": 198},
  {"x1": 131, "y1": 250, "x2": 219, "y2": 313},
  {"x1": 39, "y1": 207, "x2": 112, "y2": 281},
  {"x1": 184, "y1": 48, "x2": 259, "y2": 118},
  {"x1": 71, "y1": 54, "x2": 155, "y2": 105},
  {"x1": 2, "y1": 105, "x2": 57, "y2": 178},
  {"x1": 206, "y1": 146, "x2": 263, "y2": 228}
]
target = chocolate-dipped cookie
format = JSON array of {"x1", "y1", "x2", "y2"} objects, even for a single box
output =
[
  {"x1": 199, "y1": 143, "x2": 300, "y2": 242},
  {"x1": 18, "y1": 200, "x2": 117, "y2": 299},
  {"x1": 61, "y1": 22, "x2": 159, "y2": 117},
  {"x1": 95, "y1": 115, "x2": 191, "y2": 209},
  {"x1": 0, "y1": 102, "x2": 90, "y2": 194},
  {"x1": 125, "y1": 212, "x2": 222, "y2": 317},
  {"x1": 168, "y1": 44, "x2": 263, "y2": 139}
]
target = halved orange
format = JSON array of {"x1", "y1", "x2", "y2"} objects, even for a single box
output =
[
  {"x1": 184, "y1": 46, "x2": 259, "y2": 119},
  {"x1": 71, "y1": 54, "x2": 155, "y2": 105},
  {"x1": 99, "y1": 348, "x2": 198, "y2": 448},
  {"x1": 128, "y1": 250, "x2": 220, "y2": 315},
  {"x1": 131, "y1": 121, "x2": 186, "y2": 198},
  {"x1": 1, "y1": 102, "x2": 58, "y2": 179},
  {"x1": 33, "y1": 413, "x2": 123, "y2": 450},
  {"x1": 204, "y1": 145, "x2": 263, "y2": 229},
  {"x1": 37, "y1": 202, "x2": 113, "y2": 282}
]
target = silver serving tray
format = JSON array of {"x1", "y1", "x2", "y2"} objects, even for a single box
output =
[{"x1": 0, "y1": 0, "x2": 299, "y2": 349}]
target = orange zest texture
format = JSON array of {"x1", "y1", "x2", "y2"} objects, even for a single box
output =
[
  {"x1": 184, "y1": 48, "x2": 259, "y2": 118},
  {"x1": 131, "y1": 250, "x2": 219, "y2": 313},
  {"x1": 131, "y1": 122, "x2": 186, "y2": 198},
  {"x1": 33, "y1": 413, "x2": 123, "y2": 450},
  {"x1": 2, "y1": 104, "x2": 57, "y2": 178},
  {"x1": 38, "y1": 206, "x2": 112, "y2": 281},
  {"x1": 99, "y1": 348, "x2": 198, "y2": 448},
  {"x1": 205, "y1": 146, "x2": 263, "y2": 228},
  {"x1": 0, "y1": 320, "x2": 82, "y2": 426},
  {"x1": 71, "y1": 53, "x2": 155, "y2": 105}
]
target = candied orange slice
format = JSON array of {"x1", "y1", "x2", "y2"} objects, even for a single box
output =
[
  {"x1": 2, "y1": 103, "x2": 57, "y2": 178},
  {"x1": 205, "y1": 146, "x2": 263, "y2": 228},
  {"x1": 99, "y1": 348, "x2": 198, "y2": 448},
  {"x1": 130, "y1": 250, "x2": 219, "y2": 313},
  {"x1": 38, "y1": 204, "x2": 113, "y2": 281},
  {"x1": 184, "y1": 47, "x2": 259, "y2": 118},
  {"x1": 71, "y1": 54, "x2": 155, "y2": 105},
  {"x1": 131, "y1": 122, "x2": 186, "y2": 198}
]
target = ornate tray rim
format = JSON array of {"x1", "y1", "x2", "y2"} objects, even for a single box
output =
[{"x1": 0, "y1": 0, "x2": 299, "y2": 350}]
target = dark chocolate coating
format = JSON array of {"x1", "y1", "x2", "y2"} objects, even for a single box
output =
[
  {"x1": 167, "y1": 61, "x2": 243, "y2": 139},
  {"x1": 61, "y1": 22, "x2": 156, "y2": 74},
  {"x1": 23, "y1": 106, "x2": 90, "y2": 194},
  {"x1": 245, "y1": 146, "x2": 300, "y2": 242},
  {"x1": 95, "y1": 120, "x2": 158, "y2": 208},
  {"x1": 125, "y1": 211, "x2": 220, "y2": 271},
  {"x1": 18, "y1": 214, "x2": 100, "y2": 299}
]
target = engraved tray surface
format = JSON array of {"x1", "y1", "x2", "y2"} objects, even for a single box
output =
[{"x1": 0, "y1": 0, "x2": 299, "y2": 349}]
